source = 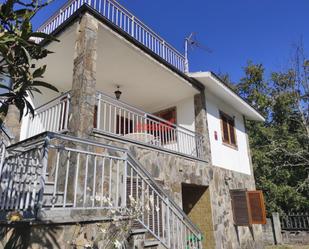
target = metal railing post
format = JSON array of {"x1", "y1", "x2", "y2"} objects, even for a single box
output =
[
  {"x1": 37, "y1": 137, "x2": 50, "y2": 213},
  {"x1": 122, "y1": 152, "x2": 128, "y2": 208},
  {"x1": 166, "y1": 197, "x2": 171, "y2": 247},
  {"x1": 131, "y1": 16, "x2": 135, "y2": 37}
]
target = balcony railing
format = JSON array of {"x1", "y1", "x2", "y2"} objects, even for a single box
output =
[
  {"x1": 95, "y1": 92, "x2": 205, "y2": 159},
  {"x1": 25, "y1": 92, "x2": 205, "y2": 160},
  {"x1": 0, "y1": 132, "x2": 203, "y2": 249},
  {"x1": 36, "y1": 0, "x2": 186, "y2": 72},
  {"x1": 26, "y1": 92, "x2": 70, "y2": 138}
]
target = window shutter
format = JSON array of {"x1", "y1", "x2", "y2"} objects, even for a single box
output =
[
  {"x1": 230, "y1": 189, "x2": 251, "y2": 226},
  {"x1": 247, "y1": 191, "x2": 267, "y2": 224},
  {"x1": 228, "y1": 119, "x2": 236, "y2": 145},
  {"x1": 221, "y1": 116, "x2": 230, "y2": 143}
]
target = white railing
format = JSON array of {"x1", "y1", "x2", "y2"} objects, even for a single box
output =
[
  {"x1": 36, "y1": 0, "x2": 186, "y2": 72},
  {"x1": 0, "y1": 133, "x2": 203, "y2": 249},
  {"x1": 0, "y1": 145, "x2": 46, "y2": 211},
  {"x1": 26, "y1": 92, "x2": 70, "y2": 138},
  {"x1": 95, "y1": 92, "x2": 205, "y2": 160},
  {"x1": 0, "y1": 141, "x2": 6, "y2": 175}
]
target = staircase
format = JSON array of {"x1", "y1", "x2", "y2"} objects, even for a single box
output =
[{"x1": 0, "y1": 132, "x2": 203, "y2": 249}]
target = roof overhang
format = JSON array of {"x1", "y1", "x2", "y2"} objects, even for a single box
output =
[{"x1": 189, "y1": 71, "x2": 265, "y2": 122}]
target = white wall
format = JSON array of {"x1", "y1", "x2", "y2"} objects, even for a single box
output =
[{"x1": 205, "y1": 91, "x2": 251, "y2": 175}]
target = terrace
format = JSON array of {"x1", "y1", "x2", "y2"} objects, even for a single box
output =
[{"x1": 36, "y1": 0, "x2": 186, "y2": 72}]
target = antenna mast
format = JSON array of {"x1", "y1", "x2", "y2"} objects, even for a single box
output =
[
  {"x1": 184, "y1": 33, "x2": 194, "y2": 74},
  {"x1": 184, "y1": 33, "x2": 212, "y2": 74}
]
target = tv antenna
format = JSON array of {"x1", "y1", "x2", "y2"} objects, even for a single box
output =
[{"x1": 184, "y1": 32, "x2": 212, "y2": 73}]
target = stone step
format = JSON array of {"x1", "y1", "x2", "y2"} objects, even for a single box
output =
[
  {"x1": 143, "y1": 239, "x2": 160, "y2": 248},
  {"x1": 42, "y1": 202, "x2": 74, "y2": 208},
  {"x1": 42, "y1": 192, "x2": 65, "y2": 206},
  {"x1": 130, "y1": 228, "x2": 148, "y2": 235}
]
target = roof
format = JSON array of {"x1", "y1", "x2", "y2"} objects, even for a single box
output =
[{"x1": 189, "y1": 71, "x2": 265, "y2": 122}]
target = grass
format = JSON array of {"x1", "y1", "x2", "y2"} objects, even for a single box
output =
[{"x1": 265, "y1": 245, "x2": 309, "y2": 249}]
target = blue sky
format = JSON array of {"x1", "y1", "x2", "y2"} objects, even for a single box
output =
[{"x1": 32, "y1": 0, "x2": 309, "y2": 83}]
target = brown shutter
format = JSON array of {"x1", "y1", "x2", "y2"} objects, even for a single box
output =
[
  {"x1": 247, "y1": 191, "x2": 267, "y2": 224},
  {"x1": 228, "y1": 119, "x2": 236, "y2": 145},
  {"x1": 221, "y1": 115, "x2": 230, "y2": 143},
  {"x1": 230, "y1": 189, "x2": 251, "y2": 226}
]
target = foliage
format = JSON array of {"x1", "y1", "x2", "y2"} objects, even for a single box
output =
[
  {"x1": 0, "y1": 0, "x2": 58, "y2": 125},
  {"x1": 235, "y1": 51, "x2": 309, "y2": 215}
]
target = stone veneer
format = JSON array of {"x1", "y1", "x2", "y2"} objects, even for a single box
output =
[{"x1": 91, "y1": 134, "x2": 264, "y2": 249}]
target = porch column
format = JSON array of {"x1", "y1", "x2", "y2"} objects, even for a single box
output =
[
  {"x1": 4, "y1": 105, "x2": 21, "y2": 143},
  {"x1": 194, "y1": 92, "x2": 212, "y2": 164},
  {"x1": 68, "y1": 13, "x2": 99, "y2": 138}
]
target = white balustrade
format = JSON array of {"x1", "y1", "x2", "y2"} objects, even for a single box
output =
[
  {"x1": 35, "y1": 0, "x2": 185, "y2": 72},
  {"x1": 26, "y1": 92, "x2": 70, "y2": 138},
  {"x1": 95, "y1": 92, "x2": 205, "y2": 160}
]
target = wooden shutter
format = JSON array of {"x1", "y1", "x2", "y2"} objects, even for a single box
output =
[
  {"x1": 247, "y1": 191, "x2": 267, "y2": 224},
  {"x1": 228, "y1": 119, "x2": 236, "y2": 145},
  {"x1": 230, "y1": 189, "x2": 251, "y2": 226},
  {"x1": 221, "y1": 115, "x2": 230, "y2": 143}
]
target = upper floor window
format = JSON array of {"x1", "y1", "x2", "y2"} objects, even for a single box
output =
[{"x1": 220, "y1": 111, "x2": 237, "y2": 148}]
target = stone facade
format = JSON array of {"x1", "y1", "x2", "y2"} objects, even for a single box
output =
[
  {"x1": 91, "y1": 133, "x2": 264, "y2": 249},
  {"x1": 68, "y1": 12, "x2": 98, "y2": 139}
]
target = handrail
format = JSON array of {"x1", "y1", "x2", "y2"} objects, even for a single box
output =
[
  {"x1": 35, "y1": 0, "x2": 186, "y2": 72},
  {"x1": 34, "y1": 91, "x2": 71, "y2": 113},
  {"x1": 96, "y1": 91, "x2": 190, "y2": 131},
  {"x1": 0, "y1": 132, "x2": 203, "y2": 248},
  {"x1": 26, "y1": 93, "x2": 70, "y2": 138},
  {"x1": 96, "y1": 91, "x2": 205, "y2": 159},
  {"x1": 127, "y1": 153, "x2": 201, "y2": 234}
]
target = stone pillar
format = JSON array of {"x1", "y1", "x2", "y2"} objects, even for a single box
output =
[
  {"x1": 68, "y1": 13, "x2": 99, "y2": 138},
  {"x1": 272, "y1": 212, "x2": 283, "y2": 245},
  {"x1": 4, "y1": 105, "x2": 21, "y2": 143},
  {"x1": 194, "y1": 92, "x2": 211, "y2": 164}
]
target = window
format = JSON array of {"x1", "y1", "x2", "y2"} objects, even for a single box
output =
[
  {"x1": 220, "y1": 111, "x2": 237, "y2": 147},
  {"x1": 151, "y1": 107, "x2": 177, "y2": 144},
  {"x1": 230, "y1": 189, "x2": 267, "y2": 226}
]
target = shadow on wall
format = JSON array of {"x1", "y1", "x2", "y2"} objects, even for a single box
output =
[{"x1": 0, "y1": 225, "x2": 62, "y2": 249}]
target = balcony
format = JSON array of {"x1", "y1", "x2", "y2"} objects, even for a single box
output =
[
  {"x1": 0, "y1": 132, "x2": 203, "y2": 249},
  {"x1": 22, "y1": 92, "x2": 205, "y2": 160},
  {"x1": 36, "y1": 0, "x2": 186, "y2": 72}
]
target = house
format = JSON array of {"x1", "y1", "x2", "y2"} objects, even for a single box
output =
[{"x1": 0, "y1": 1, "x2": 266, "y2": 248}]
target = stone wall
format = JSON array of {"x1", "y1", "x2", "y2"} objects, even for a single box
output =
[
  {"x1": 92, "y1": 133, "x2": 264, "y2": 249},
  {"x1": 282, "y1": 231, "x2": 309, "y2": 245},
  {"x1": 262, "y1": 213, "x2": 309, "y2": 246},
  {"x1": 0, "y1": 220, "x2": 133, "y2": 249}
]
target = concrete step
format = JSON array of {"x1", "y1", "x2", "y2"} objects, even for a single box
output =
[
  {"x1": 42, "y1": 192, "x2": 65, "y2": 206},
  {"x1": 130, "y1": 228, "x2": 148, "y2": 235},
  {"x1": 42, "y1": 202, "x2": 74, "y2": 208},
  {"x1": 143, "y1": 239, "x2": 160, "y2": 248}
]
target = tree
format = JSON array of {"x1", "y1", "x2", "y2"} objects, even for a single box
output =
[
  {"x1": 236, "y1": 59, "x2": 309, "y2": 215},
  {"x1": 0, "y1": 0, "x2": 58, "y2": 126}
]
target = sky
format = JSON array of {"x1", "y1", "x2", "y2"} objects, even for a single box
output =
[{"x1": 31, "y1": 0, "x2": 309, "y2": 83}]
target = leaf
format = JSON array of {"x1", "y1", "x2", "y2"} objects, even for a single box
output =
[
  {"x1": 0, "y1": 83, "x2": 12, "y2": 91},
  {"x1": 32, "y1": 80, "x2": 58, "y2": 92},
  {"x1": 32, "y1": 65, "x2": 46, "y2": 78},
  {"x1": 20, "y1": 46, "x2": 31, "y2": 65}
]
